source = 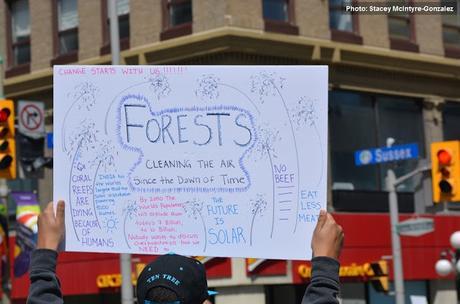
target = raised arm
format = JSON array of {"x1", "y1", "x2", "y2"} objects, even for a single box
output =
[
  {"x1": 27, "y1": 201, "x2": 65, "y2": 304},
  {"x1": 301, "y1": 210, "x2": 344, "y2": 304}
]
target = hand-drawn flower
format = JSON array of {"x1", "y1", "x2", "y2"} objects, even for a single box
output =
[
  {"x1": 291, "y1": 96, "x2": 318, "y2": 129},
  {"x1": 250, "y1": 72, "x2": 286, "y2": 103},
  {"x1": 250, "y1": 193, "x2": 268, "y2": 246},
  {"x1": 68, "y1": 82, "x2": 100, "y2": 111},
  {"x1": 195, "y1": 74, "x2": 220, "y2": 102},
  {"x1": 147, "y1": 74, "x2": 171, "y2": 100}
]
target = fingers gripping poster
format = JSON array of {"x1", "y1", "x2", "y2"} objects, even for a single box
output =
[{"x1": 53, "y1": 65, "x2": 328, "y2": 260}]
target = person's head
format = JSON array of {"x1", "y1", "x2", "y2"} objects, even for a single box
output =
[{"x1": 137, "y1": 254, "x2": 215, "y2": 304}]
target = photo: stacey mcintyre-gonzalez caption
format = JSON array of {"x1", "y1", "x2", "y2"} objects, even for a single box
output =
[{"x1": 344, "y1": 2, "x2": 457, "y2": 14}]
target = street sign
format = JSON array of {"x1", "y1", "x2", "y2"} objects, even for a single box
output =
[
  {"x1": 397, "y1": 218, "x2": 434, "y2": 237},
  {"x1": 18, "y1": 101, "x2": 45, "y2": 139},
  {"x1": 47, "y1": 132, "x2": 53, "y2": 149},
  {"x1": 355, "y1": 143, "x2": 419, "y2": 166}
]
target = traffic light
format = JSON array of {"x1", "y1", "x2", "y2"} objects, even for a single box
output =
[
  {"x1": 369, "y1": 260, "x2": 389, "y2": 293},
  {"x1": 0, "y1": 100, "x2": 16, "y2": 179},
  {"x1": 431, "y1": 141, "x2": 460, "y2": 203}
]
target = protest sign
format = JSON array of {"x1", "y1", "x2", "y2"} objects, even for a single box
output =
[{"x1": 53, "y1": 65, "x2": 328, "y2": 260}]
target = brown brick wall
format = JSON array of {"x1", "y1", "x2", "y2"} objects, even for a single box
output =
[
  {"x1": 78, "y1": 0, "x2": 103, "y2": 61},
  {"x1": 30, "y1": 0, "x2": 53, "y2": 71},
  {"x1": 296, "y1": 0, "x2": 330, "y2": 39},
  {"x1": 226, "y1": 0, "x2": 263, "y2": 30},
  {"x1": 414, "y1": 14, "x2": 444, "y2": 56},
  {"x1": 130, "y1": 0, "x2": 161, "y2": 48},
  {"x1": 193, "y1": 0, "x2": 226, "y2": 32},
  {"x1": 359, "y1": 15, "x2": 390, "y2": 48}
]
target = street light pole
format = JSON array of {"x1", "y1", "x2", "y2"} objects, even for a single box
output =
[
  {"x1": 108, "y1": 1, "x2": 134, "y2": 304},
  {"x1": 386, "y1": 164, "x2": 431, "y2": 304},
  {"x1": 456, "y1": 249, "x2": 460, "y2": 302},
  {"x1": 436, "y1": 231, "x2": 460, "y2": 303},
  {"x1": 386, "y1": 169, "x2": 405, "y2": 304}
]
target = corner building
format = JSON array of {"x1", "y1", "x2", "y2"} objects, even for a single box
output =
[{"x1": 1, "y1": 0, "x2": 460, "y2": 303}]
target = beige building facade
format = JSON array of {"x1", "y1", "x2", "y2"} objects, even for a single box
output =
[{"x1": 1, "y1": 0, "x2": 460, "y2": 303}]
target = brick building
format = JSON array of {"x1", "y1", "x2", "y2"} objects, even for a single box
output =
[{"x1": 1, "y1": 0, "x2": 460, "y2": 303}]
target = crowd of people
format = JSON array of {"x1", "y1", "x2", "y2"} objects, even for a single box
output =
[{"x1": 27, "y1": 201, "x2": 344, "y2": 304}]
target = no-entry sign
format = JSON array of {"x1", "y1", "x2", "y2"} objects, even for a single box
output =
[{"x1": 18, "y1": 101, "x2": 45, "y2": 138}]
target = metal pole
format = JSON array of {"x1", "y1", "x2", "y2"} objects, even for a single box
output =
[
  {"x1": 386, "y1": 169, "x2": 405, "y2": 304},
  {"x1": 0, "y1": 55, "x2": 4, "y2": 98},
  {"x1": 456, "y1": 249, "x2": 460, "y2": 304},
  {"x1": 108, "y1": 1, "x2": 133, "y2": 304}
]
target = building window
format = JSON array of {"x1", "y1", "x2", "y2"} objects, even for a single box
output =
[
  {"x1": 168, "y1": 0, "x2": 192, "y2": 27},
  {"x1": 160, "y1": 0, "x2": 192, "y2": 40},
  {"x1": 5, "y1": 0, "x2": 30, "y2": 77},
  {"x1": 329, "y1": 0, "x2": 362, "y2": 44},
  {"x1": 442, "y1": 101, "x2": 460, "y2": 140},
  {"x1": 388, "y1": 1, "x2": 419, "y2": 52},
  {"x1": 330, "y1": 90, "x2": 425, "y2": 193},
  {"x1": 51, "y1": 0, "x2": 79, "y2": 64},
  {"x1": 263, "y1": 0, "x2": 289, "y2": 22},
  {"x1": 262, "y1": 0, "x2": 298, "y2": 35},
  {"x1": 101, "y1": 0, "x2": 130, "y2": 55},
  {"x1": 442, "y1": 0, "x2": 460, "y2": 58},
  {"x1": 329, "y1": 0, "x2": 353, "y2": 32}
]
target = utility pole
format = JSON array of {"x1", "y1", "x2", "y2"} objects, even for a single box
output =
[
  {"x1": 108, "y1": 1, "x2": 134, "y2": 303},
  {"x1": 386, "y1": 164, "x2": 431, "y2": 304}
]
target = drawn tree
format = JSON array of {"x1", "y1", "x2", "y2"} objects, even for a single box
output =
[
  {"x1": 249, "y1": 194, "x2": 268, "y2": 246},
  {"x1": 183, "y1": 199, "x2": 207, "y2": 252},
  {"x1": 67, "y1": 119, "x2": 101, "y2": 241},
  {"x1": 249, "y1": 126, "x2": 280, "y2": 238},
  {"x1": 251, "y1": 71, "x2": 302, "y2": 234},
  {"x1": 147, "y1": 74, "x2": 171, "y2": 100},
  {"x1": 62, "y1": 82, "x2": 100, "y2": 152},
  {"x1": 291, "y1": 96, "x2": 323, "y2": 188},
  {"x1": 122, "y1": 201, "x2": 138, "y2": 249},
  {"x1": 195, "y1": 74, "x2": 220, "y2": 102}
]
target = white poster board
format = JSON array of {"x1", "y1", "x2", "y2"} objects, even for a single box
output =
[{"x1": 53, "y1": 65, "x2": 328, "y2": 260}]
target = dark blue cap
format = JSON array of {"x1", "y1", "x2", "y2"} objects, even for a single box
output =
[{"x1": 137, "y1": 254, "x2": 210, "y2": 304}]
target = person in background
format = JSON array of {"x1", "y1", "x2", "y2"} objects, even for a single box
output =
[{"x1": 27, "y1": 202, "x2": 343, "y2": 304}]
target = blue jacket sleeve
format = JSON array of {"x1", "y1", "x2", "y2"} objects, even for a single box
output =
[
  {"x1": 301, "y1": 256, "x2": 340, "y2": 304},
  {"x1": 27, "y1": 249, "x2": 64, "y2": 304}
]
